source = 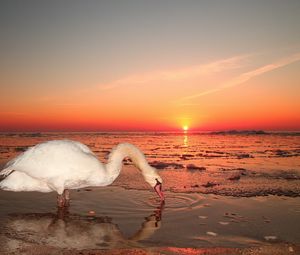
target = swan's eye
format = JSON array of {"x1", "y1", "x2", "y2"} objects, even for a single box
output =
[{"x1": 155, "y1": 178, "x2": 162, "y2": 185}]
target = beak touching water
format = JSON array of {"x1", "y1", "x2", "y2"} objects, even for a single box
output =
[{"x1": 154, "y1": 178, "x2": 165, "y2": 201}]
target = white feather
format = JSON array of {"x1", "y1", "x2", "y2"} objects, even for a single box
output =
[{"x1": 0, "y1": 140, "x2": 162, "y2": 195}]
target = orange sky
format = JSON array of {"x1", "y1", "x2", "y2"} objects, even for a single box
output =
[{"x1": 1, "y1": 1, "x2": 300, "y2": 131}]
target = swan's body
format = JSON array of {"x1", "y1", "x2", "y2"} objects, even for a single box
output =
[{"x1": 0, "y1": 140, "x2": 164, "y2": 206}]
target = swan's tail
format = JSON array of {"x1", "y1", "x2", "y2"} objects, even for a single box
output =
[
  {"x1": 0, "y1": 156, "x2": 20, "y2": 182},
  {"x1": 0, "y1": 168, "x2": 14, "y2": 182}
]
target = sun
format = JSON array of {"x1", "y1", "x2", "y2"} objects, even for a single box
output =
[{"x1": 183, "y1": 125, "x2": 189, "y2": 131}]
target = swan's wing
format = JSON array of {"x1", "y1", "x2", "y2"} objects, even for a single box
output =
[{"x1": 3, "y1": 140, "x2": 103, "y2": 182}]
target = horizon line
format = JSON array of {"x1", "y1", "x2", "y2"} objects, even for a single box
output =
[{"x1": 0, "y1": 129, "x2": 299, "y2": 133}]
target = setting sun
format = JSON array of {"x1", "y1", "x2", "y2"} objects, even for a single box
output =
[{"x1": 183, "y1": 125, "x2": 189, "y2": 131}]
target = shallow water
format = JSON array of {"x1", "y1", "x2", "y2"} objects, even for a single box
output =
[
  {"x1": 0, "y1": 132, "x2": 300, "y2": 251},
  {"x1": 0, "y1": 187, "x2": 300, "y2": 251}
]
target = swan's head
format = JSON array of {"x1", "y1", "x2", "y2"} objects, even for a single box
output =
[
  {"x1": 154, "y1": 178, "x2": 164, "y2": 201},
  {"x1": 143, "y1": 166, "x2": 164, "y2": 201}
]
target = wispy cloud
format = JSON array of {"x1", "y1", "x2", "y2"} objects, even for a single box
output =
[
  {"x1": 100, "y1": 55, "x2": 248, "y2": 90},
  {"x1": 179, "y1": 52, "x2": 300, "y2": 102}
]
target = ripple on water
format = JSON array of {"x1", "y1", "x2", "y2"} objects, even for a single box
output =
[
  {"x1": 90, "y1": 189, "x2": 207, "y2": 215},
  {"x1": 142, "y1": 193, "x2": 206, "y2": 212}
]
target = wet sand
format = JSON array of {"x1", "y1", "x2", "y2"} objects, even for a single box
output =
[{"x1": 0, "y1": 187, "x2": 300, "y2": 255}]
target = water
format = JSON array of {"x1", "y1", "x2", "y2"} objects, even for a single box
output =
[
  {"x1": 1, "y1": 187, "x2": 300, "y2": 251},
  {"x1": 1, "y1": 132, "x2": 299, "y2": 173},
  {"x1": 0, "y1": 132, "x2": 300, "y2": 252}
]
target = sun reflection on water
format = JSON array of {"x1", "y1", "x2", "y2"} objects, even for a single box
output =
[{"x1": 183, "y1": 131, "x2": 188, "y2": 147}]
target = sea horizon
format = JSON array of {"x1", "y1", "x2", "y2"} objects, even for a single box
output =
[{"x1": 0, "y1": 129, "x2": 299, "y2": 134}]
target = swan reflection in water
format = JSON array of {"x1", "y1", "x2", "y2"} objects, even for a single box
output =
[{"x1": 3, "y1": 202, "x2": 164, "y2": 250}]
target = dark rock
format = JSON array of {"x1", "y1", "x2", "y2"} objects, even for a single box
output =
[
  {"x1": 150, "y1": 161, "x2": 184, "y2": 169},
  {"x1": 186, "y1": 164, "x2": 206, "y2": 171},
  {"x1": 228, "y1": 174, "x2": 241, "y2": 181},
  {"x1": 14, "y1": 147, "x2": 27, "y2": 152},
  {"x1": 237, "y1": 153, "x2": 254, "y2": 159},
  {"x1": 202, "y1": 182, "x2": 218, "y2": 188},
  {"x1": 210, "y1": 130, "x2": 267, "y2": 135}
]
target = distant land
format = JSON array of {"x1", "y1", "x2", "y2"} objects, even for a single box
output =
[
  {"x1": 209, "y1": 130, "x2": 300, "y2": 135},
  {"x1": 210, "y1": 130, "x2": 267, "y2": 135}
]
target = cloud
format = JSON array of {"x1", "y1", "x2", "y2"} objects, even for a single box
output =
[
  {"x1": 100, "y1": 55, "x2": 248, "y2": 90},
  {"x1": 179, "y1": 52, "x2": 300, "y2": 102}
]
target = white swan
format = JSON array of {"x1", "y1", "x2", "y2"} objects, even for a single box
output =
[{"x1": 0, "y1": 140, "x2": 164, "y2": 206}]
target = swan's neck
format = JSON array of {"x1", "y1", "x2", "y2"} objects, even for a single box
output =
[{"x1": 105, "y1": 143, "x2": 161, "y2": 187}]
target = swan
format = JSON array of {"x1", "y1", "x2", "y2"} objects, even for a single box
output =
[{"x1": 0, "y1": 140, "x2": 164, "y2": 207}]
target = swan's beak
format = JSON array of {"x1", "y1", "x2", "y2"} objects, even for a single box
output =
[{"x1": 154, "y1": 179, "x2": 165, "y2": 201}]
